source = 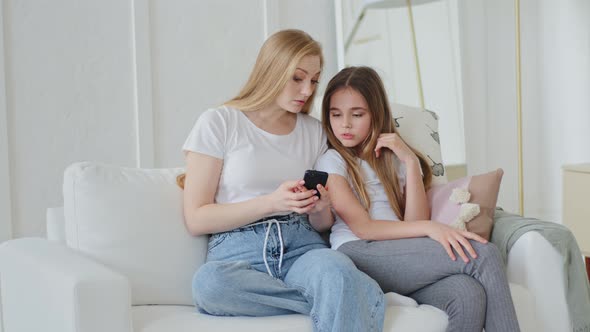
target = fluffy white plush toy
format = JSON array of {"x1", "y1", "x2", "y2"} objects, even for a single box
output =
[
  {"x1": 450, "y1": 188, "x2": 471, "y2": 204},
  {"x1": 449, "y1": 188, "x2": 480, "y2": 230}
]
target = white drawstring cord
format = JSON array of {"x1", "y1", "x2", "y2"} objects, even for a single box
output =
[
  {"x1": 251, "y1": 219, "x2": 286, "y2": 277},
  {"x1": 277, "y1": 221, "x2": 284, "y2": 274},
  {"x1": 262, "y1": 223, "x2": 273, "y2": 276}
]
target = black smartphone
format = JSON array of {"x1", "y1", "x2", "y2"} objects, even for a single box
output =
[{"x1": 303, "y1": 170, "x2": 329, "y2": 197}]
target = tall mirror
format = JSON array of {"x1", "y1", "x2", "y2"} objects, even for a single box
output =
[
  {"x1": 335, "y1": 0, "x2": 467, "y2": 182},
  {"x1": 335, "y1": 0, "x2": 590, "y2": 221}
]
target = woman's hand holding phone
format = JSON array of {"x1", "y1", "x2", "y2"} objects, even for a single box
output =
[
  {"x1": 266, "y1": 171, "x2": 330, "y2": 215},
  {"x1": 299, "y1": 170, "x2": 333, "y2": 231},
  {"x1": 301, "y1": 170, "x2": 331, "y2": 214},
  {"x1": 268, "y1": 180, "x2": 319, "y2": 214}
]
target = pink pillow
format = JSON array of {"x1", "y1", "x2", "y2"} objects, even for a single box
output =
[{"x1": 427, "y1": 169, "x2": 504, "y2": 240}]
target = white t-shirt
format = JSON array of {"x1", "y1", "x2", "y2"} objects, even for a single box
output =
[
  {"x1": 182, "y1": 105, "x2": 327, "y2": 215},
  {"x1": 315, "y1": 149, "x2": 407, "y2": 249}
]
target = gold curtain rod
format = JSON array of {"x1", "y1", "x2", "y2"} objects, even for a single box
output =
[{"x1": 406, "y1": 0, "x2": 425, "y2": 109}]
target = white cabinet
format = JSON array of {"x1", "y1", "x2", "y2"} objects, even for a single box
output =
[{"x1": 562, "y1": 163, "x2": 590, "y2": 281}]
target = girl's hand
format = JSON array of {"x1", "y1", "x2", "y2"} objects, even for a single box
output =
[
  {"x1": 374, "y1": 133, "x2": 418, "y2": 164},
  {"x1": 306, "y1": 184, "x2": 331, "y2": 214},
  {"x1": 426, "y1": 222, "x2": 488, "y2": 263},
  {"x1": 268, "y1": 180, "x2": 319, "y2": 214}
]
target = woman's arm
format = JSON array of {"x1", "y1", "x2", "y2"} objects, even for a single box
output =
[
  {"x1": 183, "y1": 152, "x2": 318, "y2": 236},
  {"x1": 402, "y1": 158, "x2": 430, "y2": 221}
]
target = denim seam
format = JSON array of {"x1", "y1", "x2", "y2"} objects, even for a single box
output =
[
  {"x1": 288, "y1": 283, "x2": 322, "y2": 332},
  {"x1": 207, "y1": 233, "x2": 229, "y2": 252},
  {"x1": 369, "y1": 290, "x2": 384, "y2": 332}
]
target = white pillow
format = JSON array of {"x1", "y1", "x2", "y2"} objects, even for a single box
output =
[
  {"x1": 63, "y1": 162, "x2": 207, "y2": 306},
  {"x1": 391, "y1": 103, "x2": 448, "y2": 186}
]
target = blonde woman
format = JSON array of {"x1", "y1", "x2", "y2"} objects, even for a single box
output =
[
  {"x1": 179, "y1": 31, "x2": 384, "y2": 332},
  {"x1": 316, "y1": 66, "x2": 520, "y2": 332}
]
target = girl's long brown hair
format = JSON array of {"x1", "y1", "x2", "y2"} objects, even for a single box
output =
[
  {"x1": 177, "y1": 29, "x2": 324, "y2": 189},
  {"x1": 321, "y1": 66, "x2": 432, "y2": 219}
]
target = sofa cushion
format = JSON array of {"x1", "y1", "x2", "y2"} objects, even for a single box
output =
[
  {"x1": 130, "y1": 283, "x2": 535, "y2": 332},
  {"x1": 392, "y1": 103, "x2": 447, "y2": 186},
  {"x1": 131, "y1": 303, "x2": 448, "y2": 332},
  {"x1": 464, "y1": 169, "x2": 504, "y2": 240},
  {"x1": 428, "y1": 169, "x2": 504, "y2": 240},
  {"x1": 63, "y1": 162, "x2": 207, "y2": 306}
]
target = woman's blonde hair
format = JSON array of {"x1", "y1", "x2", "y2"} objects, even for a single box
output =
[
  {"x1": 226, "y1": 29, "x2": 323, "y2": 114},
  {"x1": 321, "y1": 66, "x2": 432, "y2": 219},
  {"x1": 177, "y1": 29, "x2": 324, "y2": 189}
]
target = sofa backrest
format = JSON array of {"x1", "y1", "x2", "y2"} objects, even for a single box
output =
[
  {"x1": 63, "y1": 162, "x2": 207, "y2": 306},
  {"x1": 46, "y1": 206, "x2": 66, "y2": 244}
]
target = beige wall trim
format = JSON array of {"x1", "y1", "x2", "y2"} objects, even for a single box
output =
[
  {"x1": 132, "y1": 0, "x2": 155, "y2": 168},
  {"x1": 446, "y1": 163, "x2": 467, "y2": 182}
]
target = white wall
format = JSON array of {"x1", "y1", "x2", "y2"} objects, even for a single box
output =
[
  {"x1": 459, "y1": 0, "x2": 590, "y2": 221},
  {"x1": 0, "y1": 0, "x2": 336, "y2": 240},
  {"x1": 150, "y1": 0, "x2": 266, "y2": 168},
  {"x1": 3, "y1": 0, "x2": 138, "y2": 238},
  {"x1": 0, "y1": 3, "x2": 11, "y2": 243},
  {"x1": 535, "y1": 0, "x2": 590, "y2": 221},
  {"x1": 1, "y1": 0, "x2": 587, "y2": 240}
]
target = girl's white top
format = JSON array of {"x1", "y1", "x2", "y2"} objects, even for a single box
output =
[{"x1": 315, "y1": 149, "x2": 406, "y2": 249}]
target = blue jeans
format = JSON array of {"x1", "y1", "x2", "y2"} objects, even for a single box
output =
[{"x1": 193, "y1": 213, "x2": 385, "y2": 332}]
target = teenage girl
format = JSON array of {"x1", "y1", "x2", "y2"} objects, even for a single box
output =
[{"x1": 316, "y1": 66, "x2": 520, "y2": 332}]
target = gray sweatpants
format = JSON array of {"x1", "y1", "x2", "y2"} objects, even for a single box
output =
[{"x1": 338, "y1": 237, "x2": 520, "y2": 332}]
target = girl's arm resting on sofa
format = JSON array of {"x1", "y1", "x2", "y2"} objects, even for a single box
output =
[
  {"x1": 328, "y1": 174, "x2": 486, "y2": 262},
  {"x1": 183, "y1": 152, "x2": 319, "y2": 236},
  {"x1": 328, "y1": 174, "x2": 429, "y2": 240}
]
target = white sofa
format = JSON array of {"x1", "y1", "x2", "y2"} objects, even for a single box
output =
[
  {"x1": 0, "y1": 104, "x2": 574, "y2": 331},
  {"x1": 0, "y1": 160, "x2": 572, "y2": 332}
]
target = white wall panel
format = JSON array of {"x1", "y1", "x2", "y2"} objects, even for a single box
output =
[
  {"x1": 460, "y1": 0, "x2": 590, "y2": 221},
  {"x1": 0, "y1": 0, "x2": 12, "y2": 242},
  {"x1": 150, "y1": 0, "x2": 336, "y2": 167},
  {"x1": 274, "y1": 0, "x2": 338, "y2": 86},
  {"x1": 264, "y1": 0, "x2": 280, "y2": 38},
  {"x1": 151, "y1": 0, "x2": 266, "y2": 167},
  {"x1": 5, "y1": 0, "x2": 137, "y2": 237},
  {"x1": 458, "y1": 0, "x2": 488, "y2": 175},
  {"x1": 535, "y1": 0, "x2": 590, "y2": 222},
  {"x1": 132, "y1": 0, "x2": 155, "y2": 168}
]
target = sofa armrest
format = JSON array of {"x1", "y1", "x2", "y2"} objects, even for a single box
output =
[
  {"x1": 506, "y1": 231, "x2": 571, "y2": 332},
  {"x1": 0, "y1": 238, "x2": 133, "y2": 332}
]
